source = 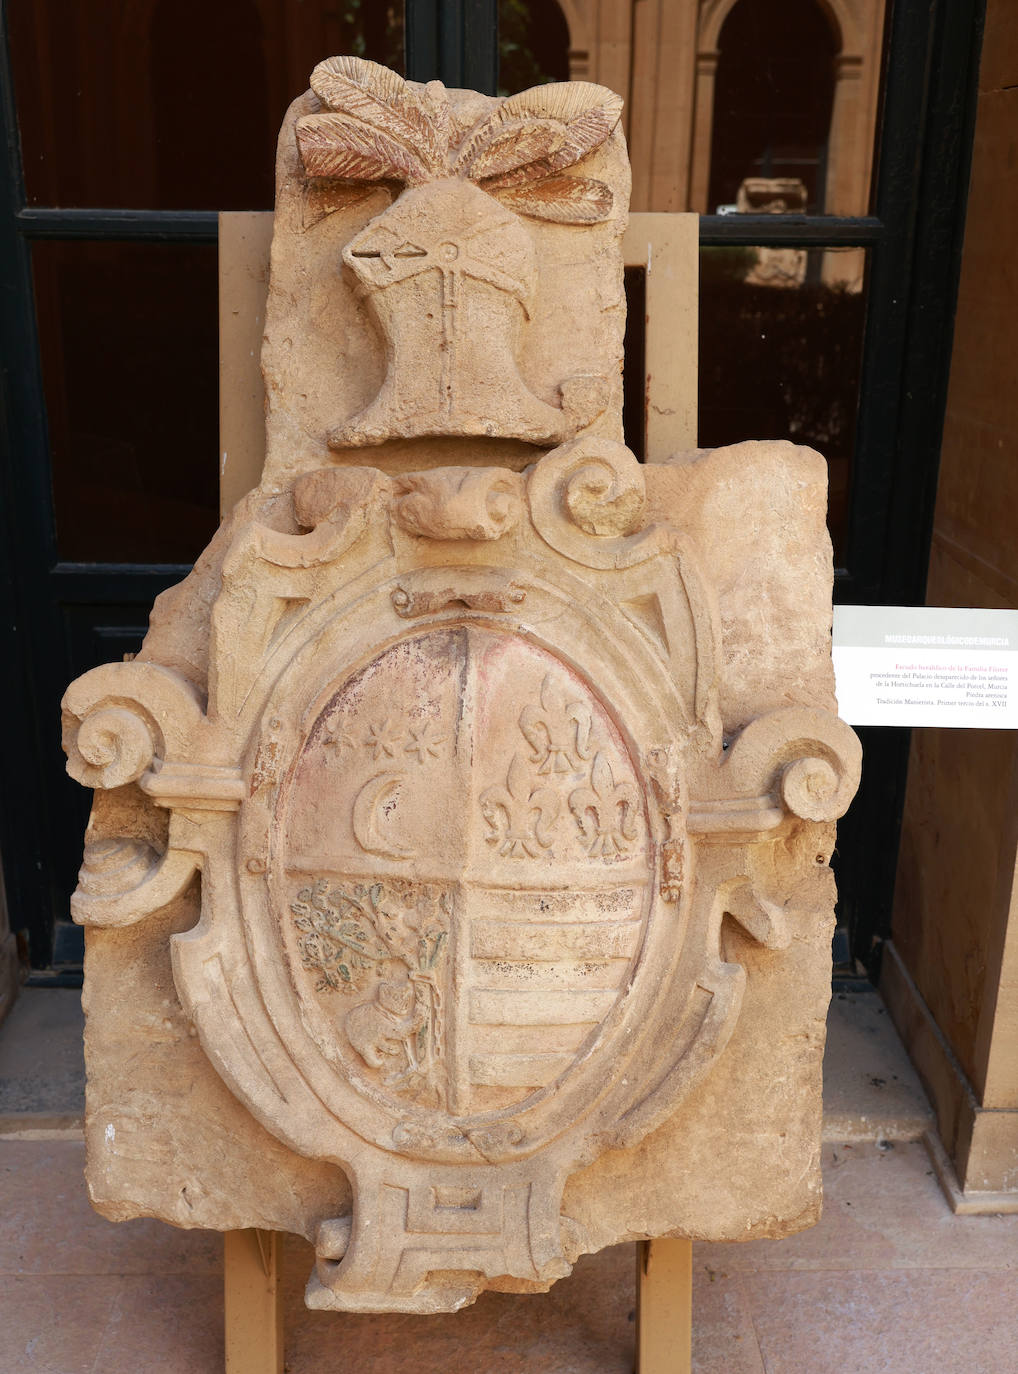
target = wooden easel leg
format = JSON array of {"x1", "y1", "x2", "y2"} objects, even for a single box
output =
[
  {"x1": 635, "y1": 1238, "x2": 692, "y2": 1374},
  {"x1": 224, "y1": 1229, "x2": 284, "y2": 1374}
]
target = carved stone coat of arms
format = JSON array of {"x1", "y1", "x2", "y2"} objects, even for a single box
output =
[{"x1": 62, "y1": 59, "x2": 860, "y2": 1315}]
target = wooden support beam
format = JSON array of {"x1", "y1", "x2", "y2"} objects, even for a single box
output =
[
  {"x1": 635, "y1": 1238, "x2": 693, "y2": 1374},
  {"x1": 218, "y1": 212, "x2": 702, "y2": 1369},
  {"x1": 224, "y1": 1229, "x2": 284, "y2": 1374}
]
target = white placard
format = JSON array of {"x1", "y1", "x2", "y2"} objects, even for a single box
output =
[{"x1": 833, "y1": 606, "x2": 1018, "y2": 729}]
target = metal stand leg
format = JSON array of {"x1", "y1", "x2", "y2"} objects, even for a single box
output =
[
  {"x1": 635, "y1": 1238, "x2": 692, "y2": 1374},
  {"x1": 224, "y1": 1229, "x2": 284, "y2": 1374}
]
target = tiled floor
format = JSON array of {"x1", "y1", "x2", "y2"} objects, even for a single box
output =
[
  {"x1": 0, "y1": 989, "x2": 85, "y2": 1131},
  {"x1": 3, "y1": 1138, "x2": 1017, "y2": 1372},
  {"x1": 2, "y1": 987, "x2": 1017, "y2": 1372}
]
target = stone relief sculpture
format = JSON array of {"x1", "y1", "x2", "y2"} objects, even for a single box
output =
[
  {"x1": 61, "y1": 58, "x2": 860, "y2": 1317},
  {"x1": 294, "y1": 58, "x2": 622, "y2": 446}
]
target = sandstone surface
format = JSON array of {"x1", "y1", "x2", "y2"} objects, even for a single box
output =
[{"x1": 62, "y1": 58, "x2": 859, "y2": 1315}]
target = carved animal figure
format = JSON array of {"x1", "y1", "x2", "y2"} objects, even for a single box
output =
[{"x1": 345, "y1": 975, "x2": 428, "y2": 1075}]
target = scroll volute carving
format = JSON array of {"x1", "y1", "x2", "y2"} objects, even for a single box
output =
[
  {"x1": 61, "y1": 663, "x2": 204, "y2": 791},
  {"x1": 60, "y1": 47, "x2": 861, "y2": 1323},
  {"x1": 293, "y1": 59, "x2": 624, "y2": 447},
  {"x1": 60, "y1": 414, "x2": 859, "y2": 1315}
]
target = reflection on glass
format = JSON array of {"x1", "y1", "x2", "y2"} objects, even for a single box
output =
[
  {"x1": 490, "y1": 0, "x2": 886, "y2": 217},
  {"x1": 622, "y1": 267, "x2": 647, "y2": 462},
  {"x1": 33, "y1": 242, "x2": 220, "y2": 563},
  {"x1": 10, "y1": 0, "x2": 404, "y2": 209},
  {"x1": 708, "y1": 0, "x2": 837, "y2": 214},
  {"x1": 703, "y1": 0, "x2": 886, "y2": 217},
  {"x1": 498, "y1": 0, "x2": 570, "y2": 94},
  {"x1": 698, "y1": 246, "x2": 869, "y2": 561}
]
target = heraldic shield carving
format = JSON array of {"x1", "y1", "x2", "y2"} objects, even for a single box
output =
[{"x1": 61, "y1": 58, "x2": 860, "y2": 1317}]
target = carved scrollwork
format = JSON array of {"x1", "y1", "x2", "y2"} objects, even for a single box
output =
[
  {"x1": 71, "y1": 707, "x2": 156, "y2": 791},
  {"x1": 394, "y1": 468, "x2": 524, "y2": 541},
  {"x1": 562, "y1": 447, "x2": 645, "y2": 536},
  {"x1": 77, "y1": 838, "x2": 161, "y2": 897},
  {"x1": 780, "y1": 756, "x2": 845, "y2": 822},
  {"x1": 71, "y1": 821, "x2": 201, "y2": 929},
  {"x1": 528, "y1": 439, "x2": 667, "y2": 570},
  {"x1": 390, "y1": 567, "x2": 526, "y2": 618},
  {"x1": 711, "y1": 707, "x2": 862, "y2": 824},
  {"x1": 61, "y1": 663, "x2": 205, "y2": 790},
  {"x1": 238, "y1": 467, "x2": 382, "y2": 570}
]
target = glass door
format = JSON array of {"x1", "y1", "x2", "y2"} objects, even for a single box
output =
[{"x1": 0, "y1": 0, "x2": 985, "y2": 977}]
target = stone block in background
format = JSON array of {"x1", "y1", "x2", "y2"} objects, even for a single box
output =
[{"x1": 62, "y1": 59, "x2": 859, "y2": 1315}]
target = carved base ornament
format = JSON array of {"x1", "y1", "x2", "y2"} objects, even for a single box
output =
[{"x1": 62, "y1": 60, "x2": 860, "y2": 1316}]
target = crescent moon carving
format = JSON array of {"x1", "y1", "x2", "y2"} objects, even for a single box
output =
[{"x1": 352, "y1": 772, "x2": 415, "y2": 860}]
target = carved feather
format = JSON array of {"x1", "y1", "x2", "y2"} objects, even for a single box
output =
[
  {"x1": 491, "y1": 175, "x2": 615, "y2": 224},
  {"x1": 453, "y1": 118, "x2": 564, "y2": 179},
  {"x1": 311, "y1": 55, "x2": 407, "y2": 107},
  {"x1": 302, "y1": 182, "x2": 383, "y2": 231},
  {"x1": 308, "y1": 56, "x2": 445, "y2": 174},
  {"x1": 504, "y1": 80, "x2": 624, "y2": 127},
  {"x1": 462, "y1": 82, "x2": 623, "y2": 190},
  {"x1": 296, "y1": 113, "x2": 430, "y2": 185}
]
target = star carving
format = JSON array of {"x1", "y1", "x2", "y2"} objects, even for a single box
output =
[
  {"x1": 364, "y1": 720, "x2": 403, "y2": 761},
  {"x1": 324, "y1": 728, "x2": 356, "y2": 752},
  {"x1": 404, "y1": 721, "x2": 446, "y2": 764},
  {"x1": 323, "y1": 716, "x2": 447, "y2": 764},
  {"x1": 322, "y1": 709, "x2": 356, "y2": 757}
]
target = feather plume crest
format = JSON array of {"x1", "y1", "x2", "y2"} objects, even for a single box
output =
[
  {"x1": 491, "y1": 175, "x2": 615, "y2": 224},
  {"x1": 454, "y1": 119, "x2": 566, "y2": 179},
  {"x1": 459, "y1": 81, "x2": 623, "y2": 188},
  {"x1": 296, "y1": 113, "x2": 430, "y2": 184},
  {"x1": 296, "y1": 59, "x2": 623, "y2": 216},
  {"x1": 308, "y1": 56, "x2": 445, "y2": 174}
]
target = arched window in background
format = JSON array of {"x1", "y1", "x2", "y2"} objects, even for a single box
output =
[
  {"x1": 697, "y1": 0, "x2": 864, "y2": 564},
  {"x1": 498, "y1": 0, "x2": 570, "y2": 93},
  {"x1": 707, "y1": 0, "x2": 838, "y2": 215},
  {"x1": 0, "y1": 0, "x2": 988, "y2": 990}
]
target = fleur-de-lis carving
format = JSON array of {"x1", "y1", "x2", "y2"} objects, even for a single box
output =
[
  {"x1": 519, "y1": 674, "x2": 593, "y2": 774},
  {"x1": 480, "y1": 753, "x2": 561, "y2": 858},
  {"x1": 569, "y1": 753, "x2": 640, "y2": 856}
]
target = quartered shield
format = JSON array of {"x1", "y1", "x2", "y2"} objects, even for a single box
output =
[
  {"x1": 277, "y1": 627, "x2": 651, "y2": 1124},
  {"x1": 62, "y1": 448, "x2": 861, "y2": 1311}
]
